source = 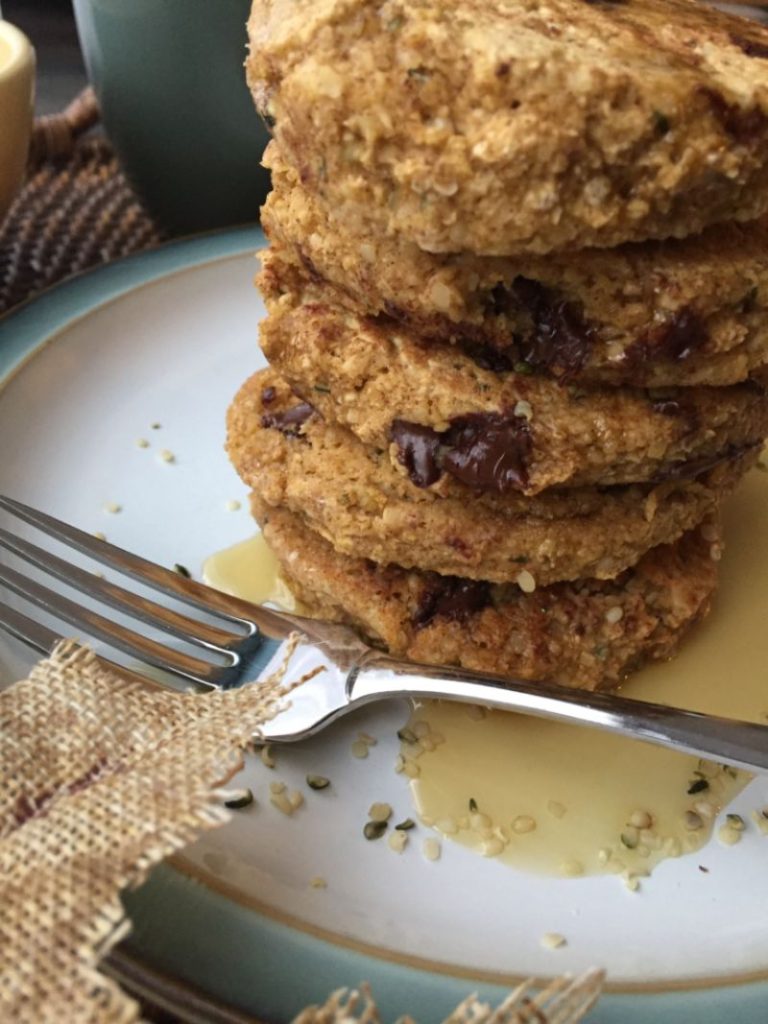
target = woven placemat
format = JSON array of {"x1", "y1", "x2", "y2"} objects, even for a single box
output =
[{"x1": 0, "y1": 89, "x2": 163, "y2": 316}]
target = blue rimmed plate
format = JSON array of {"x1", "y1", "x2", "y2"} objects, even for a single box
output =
[{"x1": 2, "y1": 230, "x2": 768, "y2": 1023}]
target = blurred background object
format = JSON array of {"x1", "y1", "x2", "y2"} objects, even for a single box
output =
[
  {"x1": 5, "y1": 0, "x2": 270, "y2": 236},
  {"x1": 71, "y1": 0, "x2": 270, "y2": 234},
  {"x1": 3, "y1": 0, "x2": 85, "y2": 115},
  {"x1": 0, "y1": 19, "x2": 34, "y2": 218}
]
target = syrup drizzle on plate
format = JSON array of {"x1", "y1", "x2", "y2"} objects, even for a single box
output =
[{"x1": 203, "y1": 470, "x2": 768, "y2": 883}]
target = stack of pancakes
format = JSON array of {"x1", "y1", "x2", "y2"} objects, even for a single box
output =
[{"x1": 229, "y1": 0, "x2": 768, "y2": 689}]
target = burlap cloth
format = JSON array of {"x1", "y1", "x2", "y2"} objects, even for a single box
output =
[{"x1": 0, "y1": 96, "x2": 605, "y2": 1023}]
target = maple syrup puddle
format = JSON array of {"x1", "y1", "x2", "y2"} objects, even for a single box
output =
[
  {"x1": 202, "y1": 532, "x2": 301, "y2": 611},
  {"x1": 405, "y1": 470, "x2": 768, "y2": 883},
  {"x1": 203, "y1": 471, "x2": 768, "y2": 884}
]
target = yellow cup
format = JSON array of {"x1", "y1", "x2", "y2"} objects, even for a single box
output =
[{"x1": 0, "y1": 21, "x2": 35, "y2": 220}]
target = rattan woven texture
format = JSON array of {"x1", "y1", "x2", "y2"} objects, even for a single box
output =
[{"x1": 0, "y1": 91, "x2": 162, "y2": 316}]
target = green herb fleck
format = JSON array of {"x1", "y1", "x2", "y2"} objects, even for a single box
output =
[
  {"x1": 395, "y1": 818, "x2": 416, "y2": 831},
  {"x1": 173, "y1": 563, "x2": 191, "y2": 578},
  {"x1": 306, "y1": 775, "x2": 330, "y2": 791},
  {"x1": 224, "y1": 788, "x2": 254, "y2": 810},
  {"x1": 513, "y1": 361, "x2": 534, "y2": 375},
  {"x1": 364, "y1": 820, "x2": 387, "y2": 840},
  {"x1": 469, "y1": 797, "x2": 478, "y2": 813},
  {"x1": 397, "y1": 727, "x2": 418, "y2": 744},
  {"x1": 687, "y1": 778, "x2": 710, "y2": 795},
  {"x1": 313, "y1": 384, "x2": 331, "y2": 394}
]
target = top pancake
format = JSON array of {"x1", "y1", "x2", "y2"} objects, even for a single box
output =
[{"x1": 248, "y1": 0, "x2": 768, "y2": 256}]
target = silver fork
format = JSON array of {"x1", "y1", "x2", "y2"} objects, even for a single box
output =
[{"x1": 1, "y1": 492, "x2": 768, "y2": 770}]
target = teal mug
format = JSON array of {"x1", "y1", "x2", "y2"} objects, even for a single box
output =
[{"x1": 72, "y1": 0, "x2": 270, "y2": 236}]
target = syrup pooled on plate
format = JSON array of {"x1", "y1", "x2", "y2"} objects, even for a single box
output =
[
  {"x1": 202, "y1": 532, "x2": 300, "y2": 611},
  {"x1": 404, "y1": 469, "x2": 768, "y2": 884},
  {"x1": 202, "y1": 471, "x2": 768, "y2": 886}
]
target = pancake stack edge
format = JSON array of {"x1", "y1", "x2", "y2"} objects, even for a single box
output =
[{"x1": 229, "y1": 0, "x2": 768, "y2": 689}]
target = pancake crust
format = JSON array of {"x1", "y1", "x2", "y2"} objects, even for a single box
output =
[
  {"x1": 254, "y1": 496, "x2": 720, "y2": 690},
  {"x1": 228, "y1": 369, "x2": 748, "y2": 586},
  {"x1": 261, "y1": 154, "x2": 768, "y2": 388},
  {"x1": 248, "y1": 0, "x2": 768, "y2": 256},
  {"x1": 257, "y1": 287, "x2": 768, "y2": 496}
]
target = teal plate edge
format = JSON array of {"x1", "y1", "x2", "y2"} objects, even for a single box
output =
[
  {"x1": 0, "y1": 226, "x2": 263, "y2": 376},
  {"x1": 2, "y1": 229, "x2": 768, "y2": 1023},
  {"x1": 123, "y1": 864, "x2": 768, "y2": 1024}
]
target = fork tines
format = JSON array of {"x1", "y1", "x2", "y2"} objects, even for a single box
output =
[{"x1": 0, "y1": 495, "x2": 264, "y2": 689}]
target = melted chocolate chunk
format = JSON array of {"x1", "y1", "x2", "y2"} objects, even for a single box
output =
[
  {"x1": 413, "y1": 574, "x2": 492, "y2": 629},
  {"x1": 487, "y1": 282, "x2": 513, "y2": 317},
  {"x1": 731, "y1": 33, "x2": 768, "y2": 60},
  {"x1": 261, "y1": 402, "x2": 314, "y2": 437},
  {"x1": 261, "y1": 385, "x2": 277, "y2": 406},
  {"x1": 701, "y1": 87, "x2": 768, "y2": 144},
  {"x1": 442, "y1": 413, "x2": 531, "y2": 493},
  {"x1": 391, "y1": 413, "x2": 532, "y2": 493},
  {"x1": 512, "y1": 277, "x2": 595, "y2": 380},
  {"x1": 458, "y1": 338, "x2": 514, "y2": 373},
  {"x1": 390, "y1": 420, "x2": 442, "y2": 488},
  {"x1": 628, "y1": 307, "x2": 708, "y2": 366},
  {"x1": 655, "y1": 309, "x2": 706, "y2": 360}
]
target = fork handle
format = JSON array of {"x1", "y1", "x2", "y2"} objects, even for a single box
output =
[{"x1": 348, "y1": 658, "x2": 768, "y2": 773}]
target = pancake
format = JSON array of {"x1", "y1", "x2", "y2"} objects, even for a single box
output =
[
  {"x1": 253, "y1": 496, "x2": 720, "y2": 690},
  {"x1": 257, "y1": 286, "x2": 768, "y2": 496},
  {"x1": 227, "y1": 369, "x2": 749, "y2": 586},
  {"x1": 248, "y1": 0, "x2": 768, "y2": 256},
  {"x1": 261, "y1": 155, "x2": 768, "y2": 388}
]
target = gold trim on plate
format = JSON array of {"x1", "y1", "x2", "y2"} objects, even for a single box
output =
[{"x1": 170, "y1": 855, "x2": 768, "y2": 997}]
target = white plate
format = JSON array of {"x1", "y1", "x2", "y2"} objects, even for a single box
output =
[{"x1": 2, "y1": 231, "x2": 768, "y2": 1023}]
